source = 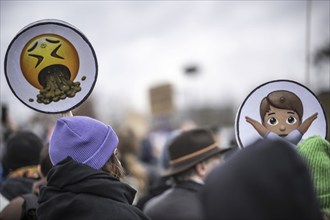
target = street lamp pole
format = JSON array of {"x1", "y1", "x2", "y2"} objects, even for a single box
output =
[{"x1": 305, "y1": 0, "x2": 312, "y2": 87}]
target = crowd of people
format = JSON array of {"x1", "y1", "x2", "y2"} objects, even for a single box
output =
[{"x1": 0, "y1": 109, "x2": 329, "y2": 220}]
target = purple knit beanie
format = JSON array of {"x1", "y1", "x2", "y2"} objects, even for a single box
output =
[{"x1": 49, "y1": 116, "x2": 118, "y2": 170}]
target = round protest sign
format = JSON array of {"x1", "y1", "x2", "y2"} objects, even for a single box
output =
[
  {"x1": 235, "y1": 79, "x2": 327, "y2": 148},
  {"x1": 5, "y1": 19, "x2": 97, "y2": 114}
]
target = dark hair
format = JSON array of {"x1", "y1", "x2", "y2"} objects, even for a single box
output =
[
  {"x1": 260, "y1": 90, "x2": 303, "y2": 122},
  {"x1": 172, "y1": 153, "x2": 222, "y2": 183},
  {"x1": 101, "y1": 151, "x2": 125, "y2": 179},
  {"x1": 39, "y1": 144, "x2": 52, "y2": 177},
  {"x1": 172, "y1": 166, "x2": 196, "y2": 183}
]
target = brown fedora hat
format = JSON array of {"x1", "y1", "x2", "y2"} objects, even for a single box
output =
[{"x1": 163, "y1": 128, "x2": 230, "y2": 177}]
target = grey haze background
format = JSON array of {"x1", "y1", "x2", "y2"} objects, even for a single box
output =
[{"x1": 1, "y1": 0, "x2": 329, "y2": 125}]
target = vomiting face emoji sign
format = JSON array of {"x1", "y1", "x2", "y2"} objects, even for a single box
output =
[
  {"x1": 235, "y1": 80, "x2": 327, "y2": 148},
  {"x1": 20, "y1": 34, "x2": 81, "y2": 104},
  {"x1": 5, "y1": 19, "x2": 97, "y2": 113}
]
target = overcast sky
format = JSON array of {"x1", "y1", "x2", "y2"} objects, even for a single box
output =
[{"x1": 1, "y1": 1, "x2": 329, "y2": 125}]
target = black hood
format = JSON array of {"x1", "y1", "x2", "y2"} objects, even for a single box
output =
[
  {"x1": 0, "y1": 177, "x2": 35, "y2": 200},
  {"x1": 40, "y1": 157, "x2": 136, "y2": 204},
  {"x1": 37, "y1": 157, "x2": 151, "y2": 220},
  {"x1": 201, "y1": 139, "x2": 323, "y2": 220}
]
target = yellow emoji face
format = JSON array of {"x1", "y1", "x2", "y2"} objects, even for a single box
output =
[{"x1": 20, "y1": 34, "x2": 79, "y2": 89}]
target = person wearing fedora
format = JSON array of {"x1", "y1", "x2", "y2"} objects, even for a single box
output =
[
  {"x1": 37, "y1": 116, "x2": 150, "y2": 220},
  {"x1": 143, "y1": 128, "x2": 230, "y2": 220}
]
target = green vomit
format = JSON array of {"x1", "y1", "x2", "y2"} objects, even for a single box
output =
[{"x1": 36, "y1": 71, "x2": 81, "y2": 105}]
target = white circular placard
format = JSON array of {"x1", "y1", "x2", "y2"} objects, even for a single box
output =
[
  {"x1": 5, "y1": 19, "x2": 98, "y2": 114},
  {"x1": 235, "y1": 79, "x2": 327, "y2": 148}
]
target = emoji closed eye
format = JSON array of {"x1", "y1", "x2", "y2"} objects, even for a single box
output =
[
  {"x1": 51, "y1": 45, "x2": 64, "y2": 59},
  {"x1": 28, "y1": 54, "x2": 44, "y2": 68}
]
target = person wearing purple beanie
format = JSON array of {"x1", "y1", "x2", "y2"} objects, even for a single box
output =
[{"x1": 37, "y1": 116, "x2": 150, "y2": 220}]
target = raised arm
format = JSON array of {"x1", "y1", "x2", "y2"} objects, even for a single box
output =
[
  {"x1": 245, "y1": 116, "x2": 269, "y2": 137},
  {"x1": 298, "y1": 113, "x2": 318, "y2": 134}
]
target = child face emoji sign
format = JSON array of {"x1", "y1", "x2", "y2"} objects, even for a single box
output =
[
  {"x1": 259, "y1": 90, "x2": 304, "y2": 137},
  {"x1": 235, "y1": 80, "x2": 327, "y2": 148},
  {"x1": 5, "y1": 19, "x2": 97, "y2": 113},
  {"x1": 262, "y1": 105, "x2": 301, "y2": 136}
]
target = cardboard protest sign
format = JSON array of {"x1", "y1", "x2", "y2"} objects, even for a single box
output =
[
  {"x1": 235, "y1": 79, "x2": 327, "y2": 148},
  {"x1": 5, "y1": 19, "x2": 97, "y2": 114}
]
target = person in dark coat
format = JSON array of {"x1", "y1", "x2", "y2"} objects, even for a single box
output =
[
  {"x1": 37, "y1": 116, "x2": 150, "y2": 220},
  {"x1": 200, "y1": 138, "x2": 323, "y2": 220},
  {"x1": 0, "y1": 143, "x2": 52, "y2": 220},
  {"x1": 0, "y1": 131, "x2": 43, "y2": 201},
  {"x1": 143, "y1": 128, "x2": 230, "y2": 220}
]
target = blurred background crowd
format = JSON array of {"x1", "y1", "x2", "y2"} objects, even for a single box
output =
[{"x1": 0, "y1": 1, "x2": 329, "y2": 217}]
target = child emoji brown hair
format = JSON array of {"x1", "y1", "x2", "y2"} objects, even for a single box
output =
[
  {"x1": 246, "y1": 90, "x2": 318, "y2": 145},
  {"x1": 260, "y1": 90, "x2": 303, "y2": 123}
]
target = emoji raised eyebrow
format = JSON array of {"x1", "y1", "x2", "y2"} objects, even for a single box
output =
[
  {"x1": 267, "y1": 112, "x2": 275, "y2": 116},
  {"x1": 287, "y1": 111, "x2": 295, "y2": 115},
  {"x1": 27, "y1": 42, "x2": 38, "y2": 52},
  {"x1": 45, "y1": 38, "x2": 60, "y2": 44}
]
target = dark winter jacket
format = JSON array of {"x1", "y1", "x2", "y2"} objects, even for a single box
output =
[
  {"x1": 143, "y1": 180, "x2": 203, "y2": 220},
  {"x1": 37, "y1": 157, "x2": 150, "y2": 220},
  {"x1": 201, "y1": 139, "x2": 323, "y2": 220},
  {"x1": 0, "y1": 177, "x2": 35, "y2": 201}
]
